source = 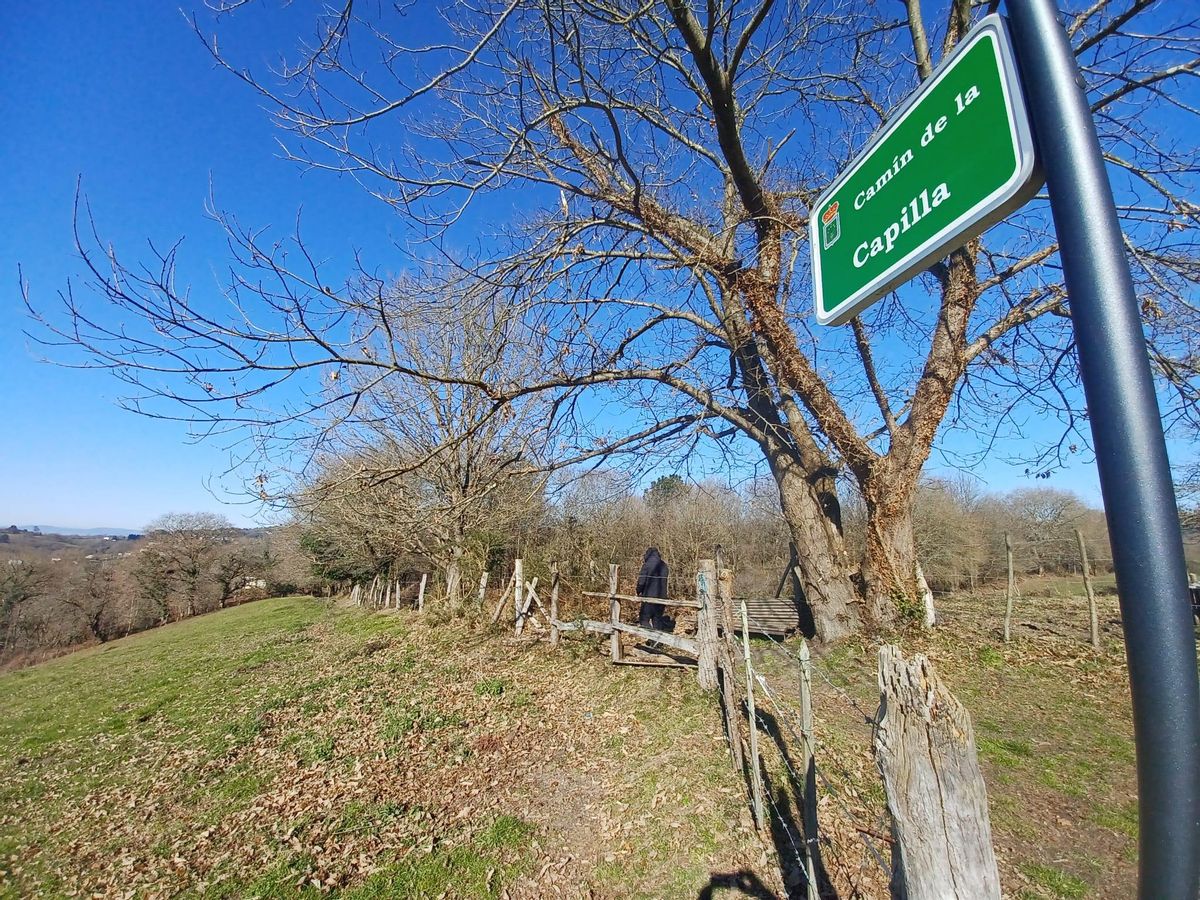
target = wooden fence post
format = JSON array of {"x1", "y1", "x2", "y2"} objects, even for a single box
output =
[
  {"x1": 1004, "y1": 533, "x2": 1015, "y2": 643},
  {"x1": 716, "y1": 565, "x2": 744, "y2": 774},
  {"x1": 513, "y1": 559, "x2": 525, "y2": 634},
  {"x1": 549, "y1": 562, "x2": 561, "y2": 647},
  {"x1": 739, "y1": 599, "x2": 765, "y2": 830},
  {"x1": 797, "y1": 640, "x2": 819, "y2": 900},
  {"x1": 384, "y1": 579, "x2": 392, "y2": 610},
  {"x1": 875, "y1": 645, "x2": 1001, "y2": 899},
  {"x1": 696, "y1": 559, "x2": 719, "y2": 691},
  {"x1": 417, "y1": 574, "x2": 427, "y2": 613},
  {"x1": 1075, "y1": 528, "x2": 1101, "y2": 650},
  {"x1": 608, "y1": 564, "x2": 621, "y2": 663},
  {"x1": 477, "y1": 571, "x2": 489, "y2": 609},
  {"x1": 446, "y1": 548, "x2": 463, "y2": 615}
]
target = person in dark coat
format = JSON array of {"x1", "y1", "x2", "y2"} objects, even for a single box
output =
[{"x1": 636, "y1": 547, "x2": 669, "y2": 630}]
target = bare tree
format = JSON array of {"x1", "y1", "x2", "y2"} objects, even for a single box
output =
[
  {"x1": 133, "y1": 549, "x2": 173, "y2": 627},
  {"x1": 213, "y1": 547, "x2": 275, "y2": 607},
  {"x1": 1004, "y1": 487, "x2": 1091, "y2": 575},
  {"x1": 914, "y1": 475, "x2": 990, "y2": 593},
  {"x1": 288, "y1": 274, "x2": 554, "y2": 608},
  {"x1": 1, "y1": 560, "x2": 48, "y2": 651},
  {"x1": 25, "y1": 0, "x2": 1200, "y2": 640},
  {"x1": 61, "y1": 561, "x2": 123, "y2": 643},
  {"x1": 141, "y1": 513, "x2": 235, "y2": 618}
]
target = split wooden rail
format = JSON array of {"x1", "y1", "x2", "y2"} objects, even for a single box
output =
[{"x1": 548, "y1": 562, "x2": 721, "y2": 679}]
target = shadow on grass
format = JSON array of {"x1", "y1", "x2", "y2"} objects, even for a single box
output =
[{"x1": 697, "y1": 869, "x2": 779, "y2": 899}]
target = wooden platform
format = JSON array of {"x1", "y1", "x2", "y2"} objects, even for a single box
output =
[{"x1": 724, "y1": 596, "x2": 802, "y2": 637}]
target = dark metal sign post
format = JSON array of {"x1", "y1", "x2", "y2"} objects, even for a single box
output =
[{"x1": 1006, "y1": 1, "x2": 1200, "y2": 896}]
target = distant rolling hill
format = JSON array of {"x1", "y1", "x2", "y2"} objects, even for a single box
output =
[{"x1": 16, "y1": 526, "x2": 138, "y2": 537}]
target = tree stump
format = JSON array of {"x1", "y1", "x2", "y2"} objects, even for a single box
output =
[{"x1": 875, "y1": 645, "x2": 1001, "y2": 900}]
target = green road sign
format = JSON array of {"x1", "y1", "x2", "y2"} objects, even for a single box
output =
[{"x1": 810, "y1": 15, "x2": 1041, "y2": 326}]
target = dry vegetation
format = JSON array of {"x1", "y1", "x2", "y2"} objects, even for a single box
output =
[
  {"x1": 0, "y1": 522, "x2": 316, "y2": 670},
  {"x1": 0, "y1": 596, "x2": 772, "y2": 899}
]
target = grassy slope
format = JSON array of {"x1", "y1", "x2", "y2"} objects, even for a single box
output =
[
  {"x1": 0, "y1": 598, "x2": 769, "y2": 899},
  {"x1": 1, "y1": 580, "x2": 1162, "y2": 900}
]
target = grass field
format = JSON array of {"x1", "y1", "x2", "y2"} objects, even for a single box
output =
[
  {"x1": 0, "y1": 581, "x2": 1185, "y2": 899},
  {"x1": 0, "y1": 597, "x2": 770, "y2": 898}
]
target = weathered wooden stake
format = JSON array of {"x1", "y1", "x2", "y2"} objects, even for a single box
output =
[
  {"x1": 477, "y1": 571, "x2": 489, "y2": 609},
  {"x1": 446, "y1": 548, "x2": 463, "y2": 614},
  {"x1": 384, "y1": 579, "x2": 392, "y2": 610},
  {"x1": 696, "y1": 559, "x2": 719, "y2": 691},
  {"x1": 549, "y1": 562, "x2": 561, "y2": 647},
  {"x1": 739, "y1": 599, "x2": 765, "y2": 831},
  {"x1": 608, "y1": 564, "x2": 621, "y2": 663},
  {"x1": 915, "y1": 561, "x2": 935, "y2": 628},
  {"x1": 797, "y1": 640, "x2": 819, "y2": 900},
  {"x1": 512, "y1": 559, "x2": 525, "y2": 634},
  {"x1": 417, "y1": 573, "x2": 427, "y2": 613},
  {"x1": 1004, "y1": 533, "x2": 1015, "y2": 643},
  {"x1": 489, "y1": 572, "x2": 516, "y2": 625},
  {"x1": 716, "y1": 566, "x2": 744, "y2": 774},
  {"x1": 875, "y1": 645, "x2": 1002, "y2": 900},
  {"x1": 1075, "y1": 528, "x2": 1101, "y2": 651},
  {"x1": 516, "y1": 576, "x2": 539, "y2": 636}
]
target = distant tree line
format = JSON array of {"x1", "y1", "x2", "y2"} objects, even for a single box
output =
[
  {"x1": 0, "y1": 514, "x2": 313, "y2": 667},
  {"x1": 0, "y1": 474, "x2": 1129, "y2": 668},
  {"x1": 295, "y1": 468, "x2": 1117, "y2": 611}
]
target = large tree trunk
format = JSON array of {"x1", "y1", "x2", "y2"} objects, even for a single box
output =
[
  {"x1": 860, "y1": 473, "x2": 920, "y2": 628},
  {"x1": 772, "y1": 455, "x2": 863, "y2": 642}
]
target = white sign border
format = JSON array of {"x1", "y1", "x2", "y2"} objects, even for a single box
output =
[{"x1": 810, "y1": 14, "x2": 1042, "y2": 327}]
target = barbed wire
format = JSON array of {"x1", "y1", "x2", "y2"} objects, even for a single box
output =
[
  {"x1": 751, "y1": 669, "x2": 892, "y2": 877},
  {"x1": 736, "y1": 606, "x2": 879, "y2": 728}
]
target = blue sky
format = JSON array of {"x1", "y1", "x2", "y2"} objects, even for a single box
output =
[
  {"x1": 2, "y1": 1, "x2": 1177, "y2": 531},
  {"x1": 1, "y1": 1, "x2": 404, "y2": 529}
]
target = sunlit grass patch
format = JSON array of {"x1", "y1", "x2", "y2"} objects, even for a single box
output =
[
  {"x1": 1018, "y1": 861, "x2": 1089, "y2": 898},
  {"x1": 476, "y1": 814, "x2": 534, "y2": 850}
]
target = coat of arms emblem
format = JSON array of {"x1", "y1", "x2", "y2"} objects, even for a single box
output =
[{"x1": 821, "y1": 201, "x2": 841, "y2": 250}]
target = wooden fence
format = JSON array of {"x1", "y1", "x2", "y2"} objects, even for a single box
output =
[{"x1": 347, "y1": 553, "x2": 1004, "y2": 898}]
